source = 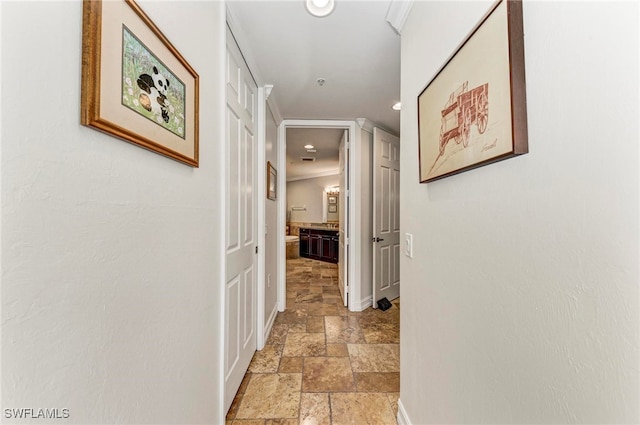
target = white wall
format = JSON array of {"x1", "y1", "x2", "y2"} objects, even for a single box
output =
[
  {"x1": 287, "y1": 175, "x2": 339, "y2": 224},
  {"x1": 359, "y1": 127, "x2": 374, "y2": 307},
  {"x1": 400, "y1": 1, "x2": 638, "y2": 424},
  {"x1": 264, "y1": 106, "x2": 279, "y2": 331},
  {"x1": 1, "y1": 1, "x2": 226, "y2": 424}
]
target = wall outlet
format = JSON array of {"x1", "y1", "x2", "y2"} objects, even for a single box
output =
[{"x1": 404, "y1": 233, "x2": 413, "y2": 258}]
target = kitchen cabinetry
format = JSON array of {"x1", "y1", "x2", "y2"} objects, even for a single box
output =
[{"x1": 299, "y1": 228, "x2": 338, "y2": 263}]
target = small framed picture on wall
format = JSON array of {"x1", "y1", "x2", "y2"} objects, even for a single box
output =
[{"x1": 267, "y1": 161, "x2": 277, "y2": 200}]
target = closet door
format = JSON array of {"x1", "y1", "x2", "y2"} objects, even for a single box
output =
[{"x1": 224, "y1": 27, "x2": 258, "y2": 414}]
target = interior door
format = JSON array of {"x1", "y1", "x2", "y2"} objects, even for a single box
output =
[
  {"x1": 225, "y1": 28, "x2": 258, "y2": 413},
  {"x1": 338, "y1": 130, "x2": 349, "y2": 307},
  {"x1": 372, "y1": 128, "x2": 400, "y2": 305}
]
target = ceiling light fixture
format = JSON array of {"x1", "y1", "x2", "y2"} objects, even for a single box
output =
[
  {"x1": 392, "y1": 102, "x2": 402, "y2": 111},
  {"x1": 304, "y1": 144, "x2": 315, "y2": 149},
  {"x1": 305, "y1": 0, "x2": 335, "y2": 18}
]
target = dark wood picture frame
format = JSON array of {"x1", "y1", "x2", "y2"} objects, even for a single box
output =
[
  {"x1": 267, "y1": 161, "x2": 277, "y2": 200},
  {"x1": 418, "y1": 0, "x2": 528, "y2": 183},
  {"x1": 81, "y1": 0, "x2": 200, "y2": 166}
]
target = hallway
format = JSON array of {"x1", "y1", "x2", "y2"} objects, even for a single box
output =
[{"x1": 226, "y1": 258, "x2": 400, "y2": 425}]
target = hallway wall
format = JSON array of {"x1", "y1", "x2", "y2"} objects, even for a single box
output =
[
  {"x1": 1, "y1": 1, "x2": 226, "y2": 423},
  {"x1": 287, "y1": 175, "x2": 339, "y2": 224},
  {"x1": 358, "y1": 126, "x2": 374, "y2": 308},
  {"x1": 399, "y1": 1, "x2": 639, "y2": 424},
  {"x1": 265, "y1": 106, "x2": 279, "y2": 331}
]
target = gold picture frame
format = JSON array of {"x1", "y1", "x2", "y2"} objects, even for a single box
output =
[
  {"x1": 267, "y1": 161, "x2": 277, "y2": 200},
  {"x1": 81, "y1": 0, "x2": 199, "y2": 166},
  {"x1": 418, "y1": 0, "x2": 528, "y2": 182}
]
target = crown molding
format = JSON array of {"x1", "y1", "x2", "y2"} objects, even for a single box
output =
[
  {"x1": 385, "y1": 0, "x2": 415, "y2": 35},
  {"x1": 356, "y1": 118, "x2": 374, "y2": 134},
  {"x1": 286, "y1": 170, "x2": 339, "y2": 182},
  {"x1": 356, "y1": 118, "x2": 398, "y2": 137},
  {"x1": 266, "y1": 90, "x2": 284, "y2": 125}
]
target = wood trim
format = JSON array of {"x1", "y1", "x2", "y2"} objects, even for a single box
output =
[
  {"x1": 417, "y1": 0, "x2": 528, "y2": 183},
  {"x1": 81, "y1": 0, "x2": 200, "y2": 167}
]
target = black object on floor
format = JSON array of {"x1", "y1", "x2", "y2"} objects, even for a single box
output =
[{"x1": 377, "y1": 297, "x2": 392, "y2": 311}]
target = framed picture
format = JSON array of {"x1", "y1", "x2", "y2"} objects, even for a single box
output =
[
  {"x1": 328, "y1": 195, "x2": 337, "y2": 204},
  {"x1": 328, "y1": 205, "x2": 337, "y2": 213},
  {"x1": 267, "y1": 161, "x2": 277, "y2": 200},
  {"x1": 418, "y1": 0, "x2": 528, "y2": 183},
  {"x1": 81, "y1": 0, "x2": 199, "y2": 167}
]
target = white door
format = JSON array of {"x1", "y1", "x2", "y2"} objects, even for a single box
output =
[
  {"x1": 372, "y1": 128, "x2": 400, "y2": 305},
  {"x1": 225, "y1": 28, "x2": 258, "y2": 413},
  {"x1": 338, "y1": 130, "x2": 349, "y2": 307}
]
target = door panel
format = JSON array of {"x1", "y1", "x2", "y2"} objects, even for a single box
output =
[
  {"x1": 225, "y1": 28, "x2": 258, "y2": 414},
  {"x1": 373, "y1": 128, "x2": 400, "y2": 305}
]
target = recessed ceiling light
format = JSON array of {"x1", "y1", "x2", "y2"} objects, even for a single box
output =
[
  {"x1": 304, "y1": 144, "x2": 315, "y2": 149},
  {"x1": 305, "y1": 0, "x2": 335, "y2": 18},
  {"x1": 392, "y1": 102, "x2": 402, "y2": 111}
]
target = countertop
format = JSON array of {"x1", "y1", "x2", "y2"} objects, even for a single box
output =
[{"x1": 300, "y1": 226, "x2": 339, "y2": 232}]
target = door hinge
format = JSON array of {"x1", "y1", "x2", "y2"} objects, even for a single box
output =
[
  {"x1": 255, "y1": 246, "x2": 258, "y2": 254},
  {"x1": 346, "y1": 141, "x2": 350, "y2": 149},
  {"x1": 345, "y1": 284, "x2": 348, "y2": 294}
]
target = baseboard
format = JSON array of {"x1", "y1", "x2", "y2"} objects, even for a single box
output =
[
  {"x1": 397, "y1": 398, "x2": 412, "y2": 425},
  {"x1": 263, "y1": 302, "x2": 278, "y2": 343},
  {"x1": 352, "y1": 295, "x2": 373, "y2": 312}
]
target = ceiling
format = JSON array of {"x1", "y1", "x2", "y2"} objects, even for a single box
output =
[
  {"x1": 285, "y1": 128, "x2": 344, "y2": 180},
  {"x1": 227, "y1": 1, "x2": 402, "y2": 150}
]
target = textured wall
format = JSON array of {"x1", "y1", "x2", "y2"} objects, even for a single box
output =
[
  {"x1": 1, "y1": 1, "x2": 225, "y2": 423},
  {"x1": 287, "y1": 175, "x2": 339, "y2": 224},
  {"x1": 265, "y1": 107, "x2": 279, "y2": 327},
  {"x1": 359, "y1": 127, "x2": 374, "y2": 305},
  {"x1": 400, "y1": 1, "x2": 639, "y2": 423}
]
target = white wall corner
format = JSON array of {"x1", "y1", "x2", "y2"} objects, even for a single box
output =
[
  {"x1": 354, "y1": 295, "x2": 373, "y2": 312},
  {"x1": 263, "y1": 302, "x2": 279, "y2": 344},
  {"x1": 385, "y1": 0, "x2": 415, "y2": 36},
  {"x1": 266, "y1": 90, "x2": 284, "y2": 125},
  {"x1": 256, "y1": 86, "x2": 267, "y2": 351},
  {"x1": 396, "y1": 399, "x2": 412, "y2": 425}
]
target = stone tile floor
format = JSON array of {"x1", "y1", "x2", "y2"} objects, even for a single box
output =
[{"x1": 226, "y1": 257, "x2": 400, "y2": 425}]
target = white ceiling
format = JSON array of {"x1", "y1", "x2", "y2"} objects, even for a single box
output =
[
  {"x1": 285, "y1": 128, "x2": 344, "y2": 180},
  {"x1": 227, "y1": 0, "x2": 402, "y2": 136}
]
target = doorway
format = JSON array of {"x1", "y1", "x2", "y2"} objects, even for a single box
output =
[{"x1": 277, "y1": 121, "x2": 358, "y2": 312}]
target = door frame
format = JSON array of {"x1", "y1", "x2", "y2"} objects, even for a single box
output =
[{"x1": 276, "y1": 120, "x2": 361, "y2": 312}]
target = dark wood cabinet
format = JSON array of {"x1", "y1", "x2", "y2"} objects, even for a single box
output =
[
  {"x1": 299, "y1": 228, "x2": 338, "y2": 263},
  {"x1": 299, "y1": 231, "x2": 309, "y2": 256}
]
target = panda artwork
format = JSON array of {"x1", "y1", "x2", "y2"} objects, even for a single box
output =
[{"x1": 137, "y1": 66, "x2": 170, "y2": 124}]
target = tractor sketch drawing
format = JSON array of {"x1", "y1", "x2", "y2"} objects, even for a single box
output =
[{"x1": 438, "y1": 81, "x2": 489, "y2": 154}]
